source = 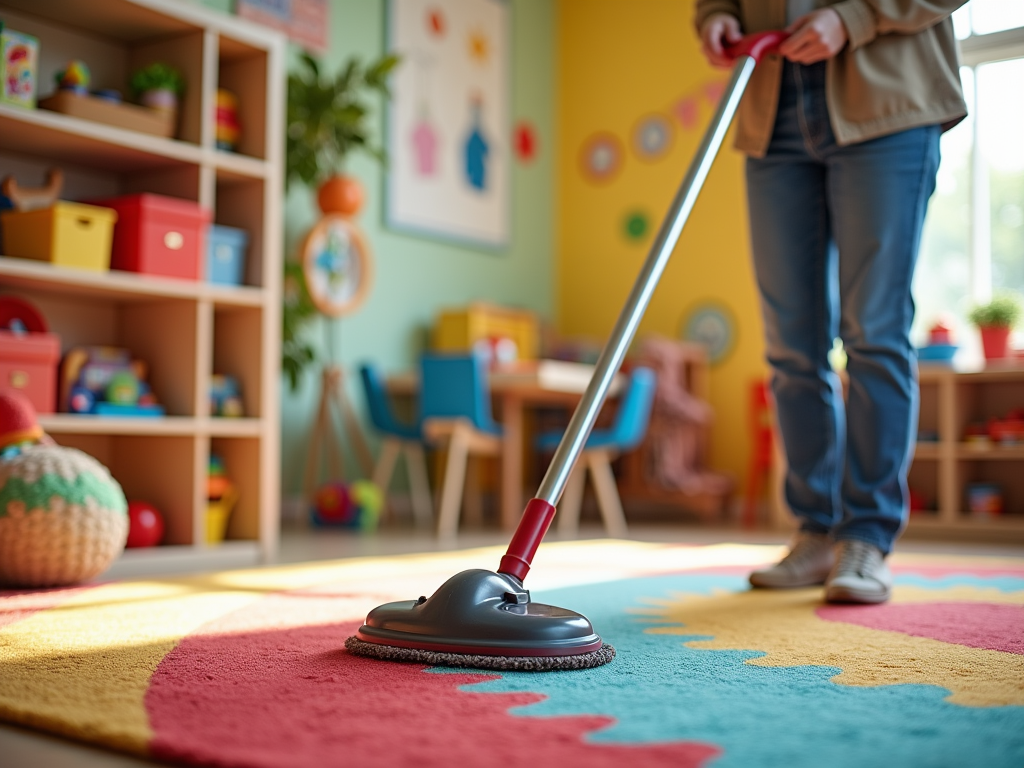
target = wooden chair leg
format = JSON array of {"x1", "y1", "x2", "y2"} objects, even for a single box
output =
[
  {"x1": 436, "y1": 426, "x2": 469, "y2": 539},
  {"x1": 557, "y1": 462, "x2": 587, "y2": 537},
  {"x1": 404, "y1": 442, "x2": 434, "y2": 530},
  {"x1": 588, "y1": 450, "x2": 628, "y2": 538},
  {"x1": 463, "y1": 457, "x2": 484, "y2": 528},
  {"x1": 371, "y1": 438, "x2": 402, "y2": 525}
]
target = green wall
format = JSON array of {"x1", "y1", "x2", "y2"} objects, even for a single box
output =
[{"x1": 203, "y1": 1, "x2": 557, "y2": 495}]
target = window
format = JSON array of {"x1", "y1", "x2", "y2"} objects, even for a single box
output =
[{"x1": 913, "y1": 3, "x2": 1024, "y2": 361}]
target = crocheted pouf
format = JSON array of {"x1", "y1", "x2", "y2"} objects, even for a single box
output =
[{"x1": 0, "y1": 444, "x2": 128, "y2": 587}]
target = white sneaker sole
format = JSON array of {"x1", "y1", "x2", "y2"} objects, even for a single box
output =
[
  {"x1": 824, "y1": 583, "x2": 891, "y2": 604},
  {"x1": 749, "y1": 572, "x2": 829, "y2": 589}
]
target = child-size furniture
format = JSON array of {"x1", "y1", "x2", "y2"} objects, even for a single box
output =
[
  {"x1": 0, "y1": 0, "x2": 285, "y2": 577},
  {"x1": 419, "y1": 353, "x2": 503, "y2": 538},
  {"x1": 359, "y1": 363, "x2": 433, "y2": 529},
  {"x1": 535, "y1": 366, "x2": 657, "y2": 537}
]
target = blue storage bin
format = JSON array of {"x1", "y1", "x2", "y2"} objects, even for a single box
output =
[{"x1": 206, "y1": 224, "x2": 248, "y2": 285}]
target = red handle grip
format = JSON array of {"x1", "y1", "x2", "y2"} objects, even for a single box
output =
[{"x1": 723, "y1": 31, "x2": 789, "y2": 64}]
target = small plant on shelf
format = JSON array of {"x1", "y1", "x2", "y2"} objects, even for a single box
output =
[
  {"x1": 968, "y1": 292, "x2": 1023, "y2": 361},
  {"x1": 130, "y1": 62, "x2": 184, "y2": 113}
]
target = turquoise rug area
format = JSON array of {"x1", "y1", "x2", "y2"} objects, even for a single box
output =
[{"x1": 438, "y1": 572, "x2": 1024, "y2": 767}]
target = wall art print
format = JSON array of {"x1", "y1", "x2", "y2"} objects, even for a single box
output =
[{"x1": 386, "y1": 0, "x2": 510, "y2": 248}]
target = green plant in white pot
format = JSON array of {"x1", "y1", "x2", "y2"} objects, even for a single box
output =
[
  {"x1": 968, "y1": 292, "x2": 1023, "y2": 361},
  {"x1": 130, "y1": 63, "x2": 184, "y2": 114}
]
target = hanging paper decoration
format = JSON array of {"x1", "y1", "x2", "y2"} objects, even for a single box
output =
[
  {"x1": 673, "y1": 96, "x2": 699, "y2": 130},
  {"x1": 623, "y1": 210, "x2": 650, "y2": 241},
  {"x1": 513, "y1": 121, "x2": 538, "y2": 163},
  {"x1": 427, "y1": 8, "x2": 445, "y2": 37},
  {"x1": 633, "y1": 113, "x2": 674, "y2": 161},
  {"x1": 580, "y1": 132, "x2": 624, "y2": 184}
]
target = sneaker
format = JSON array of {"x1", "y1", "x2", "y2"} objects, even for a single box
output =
[
  {"x1": 749, "y1": 532, "x2": 835, "y2": 589},
  {"x1": 825, "y1": 540, "x2": 892, "y2": 604}
]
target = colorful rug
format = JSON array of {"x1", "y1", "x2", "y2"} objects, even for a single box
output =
[{"x1": 1, "y1": 541, "x2": 1023, "y2": 767}]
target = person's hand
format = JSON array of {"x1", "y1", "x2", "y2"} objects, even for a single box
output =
[
  {"x1": 700, "y1": 13, "x2": 742, "y2": 69},
  {"x1": 779, "y1": 8, "x2": 848, "y2": 64}
]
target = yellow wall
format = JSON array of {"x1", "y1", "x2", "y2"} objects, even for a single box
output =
[{"x1": 557, "y1": 0, "x2": 767, "y2": 494}]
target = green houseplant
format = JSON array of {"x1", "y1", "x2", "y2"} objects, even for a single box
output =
[
  {"x1": 130, "y1": 62, "x2": 184, "y2": 113},
  {"x1": 968, "y1": 292, "x2": 1023, "y2": 360},
  {"x1": 282, "y1": 51, "x2": 399, "y2": 390}
]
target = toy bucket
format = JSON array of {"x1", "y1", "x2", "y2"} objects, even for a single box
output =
[{"x1": 206, "y1": 486, "x2": 238, "y2": 544}]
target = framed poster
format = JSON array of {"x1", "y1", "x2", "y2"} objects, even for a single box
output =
[{"x1": 386, "y1": 0, "x2": 510, "y2": 248}]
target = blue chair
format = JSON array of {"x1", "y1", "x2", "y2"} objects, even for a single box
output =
[
  {"x1": 359, "y1": 364, "x2": 434, "y2": 528},
  {"x1": 535, "y1": 366, "x2": 657, "y2": 537},
  {"x1": 420, "y1": 352, "x2": 503, "y2": 537}
]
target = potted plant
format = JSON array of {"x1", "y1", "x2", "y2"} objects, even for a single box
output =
[
  {"x1": 130, "y1": 62, "x2": 184, "y2": 114},
  {"x1": 285, "y1": 52, "x2": 399, "y2": 216},
  {"x1": 282, "y1": 51, "x2": 398, "y2": 389},
  {"x1": 968, "y1": 292, "x2": 1023, "y2": 361}
]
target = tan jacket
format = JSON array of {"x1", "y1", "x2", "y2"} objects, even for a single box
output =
[{"x1": 694, "y1": 0, "x2": 969, "y2": 157}]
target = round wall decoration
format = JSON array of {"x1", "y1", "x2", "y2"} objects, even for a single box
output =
[
  {"x1": 680, "y1": 301, "x2": 737, "y2": 365},
  {"x1": 300, "y1": 215, "x2": 374, "y2": 317},
  {"x1": 580, "y1": 132, "x2": 624, "y2": 184},
  {"x1": 623, "y1": 210, "x2": 650, "y2": 241},
  {"x1": 632, "y1": 113, "x2": 674, "y2": 161}
]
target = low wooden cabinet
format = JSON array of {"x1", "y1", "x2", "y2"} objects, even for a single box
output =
[{"x1": 908, "y1": 365, "x2": 1024, "y2": 541}]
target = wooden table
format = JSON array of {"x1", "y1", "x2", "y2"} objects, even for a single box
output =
[{"x1": 388, "y1": 360, "x2": 623, "y2": 530}]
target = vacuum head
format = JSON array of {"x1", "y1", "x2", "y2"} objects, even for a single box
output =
[{"x1": 347, "y1": 569, "x2": 615, "y2": 671}]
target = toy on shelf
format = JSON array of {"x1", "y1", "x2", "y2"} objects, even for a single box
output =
[
  {"x1": 0, "y1": 296, "x2": 60, "y2": 415},
  {"x1": 125, "y1": 500, "x2": 165, "y2": 548},
  {"x1": 59, "y1": 347, "x2": 165, "y2": 417},
  {"x1": 215, "y1": 88, "x2": 241, "y2": 151},
  {"x1": 210, "y1": 374, "x2": 244, "y2": 417},
  {"x1": 54, "y1": 60, "x2": 90, "y2": 95},
  {"x1": 1, "y1": 27, "x2": 38, "y2": 108},
  {"x1": 917, "y1": 318, "x2": 958, "y2": 364},
  {"x1": 0, "y1": 388, "x2": 128, "y2": 587},
  {"x1": 310, "y1": 480, "x2": 382, "y2": 531},
  {"x1": 967, "y1": 483, "x2": 1003, "y2": 518},
  {"x1": 988, "y1": 409, "x2": 1024, "y2": 446},
  {"x1": 206, "y1": 454, "x2": 238, "y2": 544}
]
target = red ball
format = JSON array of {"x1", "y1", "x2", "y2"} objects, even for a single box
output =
[{"x1": 126, "y1": 500, "x2": 165, "y2": 548}]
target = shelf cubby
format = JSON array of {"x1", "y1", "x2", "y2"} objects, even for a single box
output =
[
  {"x1": 46, "y1": 432, "x2": 199, "y2": 546},
  {"x1": 214, "y1": 175, "x2": 265, "y2": 288},
  {"x1": 210, "y1": 436, "x2": 261, "y2": 543}
]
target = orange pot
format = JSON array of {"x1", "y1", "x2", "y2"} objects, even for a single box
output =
[{"x1": 317, "y1": 175, "x2": 364, "y2": 217}]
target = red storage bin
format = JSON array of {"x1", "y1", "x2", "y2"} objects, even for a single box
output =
[
  {"x1": 0, "y1": 331, "x2": 60, "y2": 414},
  {"x1": 90, "y1": 194, "x2": 210, "y2": 280}
]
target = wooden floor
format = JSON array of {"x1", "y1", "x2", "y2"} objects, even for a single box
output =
[{"x1": 4, "y1": 522, "x2": 1023, "y2": 768}]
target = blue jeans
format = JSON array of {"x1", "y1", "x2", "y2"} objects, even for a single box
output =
[{"x1": 745, "y1": 61, "x2": 941, "y2": 554}]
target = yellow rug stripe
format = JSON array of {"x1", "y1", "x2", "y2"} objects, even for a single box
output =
[{"x1": 645, "y1": 585, "x2": 1024, "y2": 708}]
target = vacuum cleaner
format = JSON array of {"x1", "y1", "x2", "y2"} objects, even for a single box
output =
[{"x1": 346, "y1": 31, "x2": 786, "y2": 672}]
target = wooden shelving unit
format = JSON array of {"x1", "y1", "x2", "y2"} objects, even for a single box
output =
[
  {"x1": 908, "y1": 365, "x2": 1024, "y2": 542},
  {"x1": 0, "y1": 0, "x2": 285, "y2": 577}
]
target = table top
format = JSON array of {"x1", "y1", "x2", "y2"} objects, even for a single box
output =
[{"x1": 387, "y1": 359, "x2": 625, "y2": 402}]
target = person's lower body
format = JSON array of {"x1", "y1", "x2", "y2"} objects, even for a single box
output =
[{"x1": 744, "y1": 61, "x2": 941, "y2": 603}]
